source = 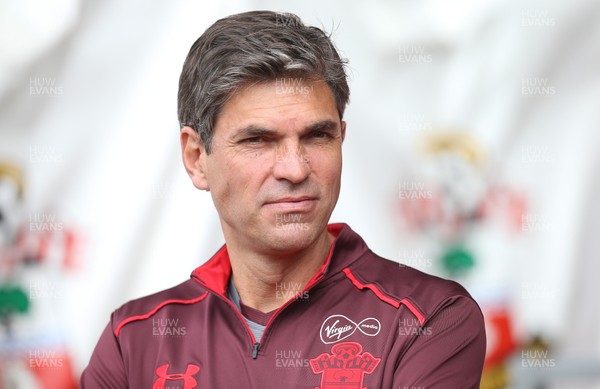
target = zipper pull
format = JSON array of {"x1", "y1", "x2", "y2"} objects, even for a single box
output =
[{"x1": 252, "y1": 342, "x2": 260, "y2": 359}]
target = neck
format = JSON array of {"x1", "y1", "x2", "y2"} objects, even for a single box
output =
[{"x1": 226, "y1": 231, "x2": 334, "y2": 313}]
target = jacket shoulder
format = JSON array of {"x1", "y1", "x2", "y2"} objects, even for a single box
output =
[
  {"x1": 347, "y1": 250, "x2": 478, "y2": 320},
  {"x1": 111, "y1": 279, "x2": 207, "y2": 336}
]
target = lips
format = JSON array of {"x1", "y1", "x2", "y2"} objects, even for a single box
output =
[
  {"x1": 264, "y1": 196, "x2": 318, "y2": 212},
  {"x1": 265, "y1": 196, "x2": 317, "y2": 204}
]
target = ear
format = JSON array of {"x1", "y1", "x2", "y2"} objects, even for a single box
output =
[
  {"x1": 340, "y1": 120, "x2": 346, "y2": 142},
  {"x1": 180, "y1": 126, "x2": 210, "y2": 191}
]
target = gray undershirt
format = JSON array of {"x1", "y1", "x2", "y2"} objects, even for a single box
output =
[{"x1": 228, "y1": 278, "x2": 266, "y2": 343}]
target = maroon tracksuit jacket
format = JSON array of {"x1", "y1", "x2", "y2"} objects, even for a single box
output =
[{"x1": 82, "y1": 223, "x2": 486, "y2": 388}]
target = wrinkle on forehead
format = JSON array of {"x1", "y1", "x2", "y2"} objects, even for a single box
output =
[{"x1": 213, "y1": 79, "x2": 339, "y2": 141}]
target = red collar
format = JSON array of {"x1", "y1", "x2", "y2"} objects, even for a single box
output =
[{"x1": 191, "y1": 223, "x2": 346, "y2": 297}]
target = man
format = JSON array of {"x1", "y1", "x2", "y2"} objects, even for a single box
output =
[{"x1": 82, "y1": 10, "x2": 485, "y2": 388}]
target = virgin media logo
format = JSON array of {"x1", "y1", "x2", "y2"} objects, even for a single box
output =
[{"x1": 319, "y1": 314, "x2": 381, "y2": 344}]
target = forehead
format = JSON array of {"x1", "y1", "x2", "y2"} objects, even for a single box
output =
[{"x1": 214, "y1": 78, "x2": 339, "y2": 134}]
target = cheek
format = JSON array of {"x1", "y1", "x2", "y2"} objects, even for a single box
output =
[
  {"x1": 325, "y1": 154, "x2": 343, "y2": 197},
  {"x1": 207, "y1": 157, "x2": 233, "y2": 202},
  {"x1": 213, "y1": 156, "x2": 268, "y2": 202},
  {"x1": 310, "y1": 149, "x2": 342, "y2": 182}
]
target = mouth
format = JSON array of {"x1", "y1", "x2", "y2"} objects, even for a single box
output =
[{"x1": 263, "y1": 196, "x2": 318, "y2": 212}]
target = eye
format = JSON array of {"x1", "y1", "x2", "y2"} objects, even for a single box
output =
[
  {"x1": 242, "y1": 136, "x2": 265, "y2": 143},
  {"x1": 311, "y1": 131, "x2": 333, "y2": 139}
]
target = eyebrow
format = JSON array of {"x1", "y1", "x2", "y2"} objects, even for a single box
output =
[
  {"x1": 306, "y1": 120, "x2": 339, "y2": 133},
  {"x1": 234, "y1": 125, "x2": 276, "y2": 140},
  {"x1": 232, "y1": 120, "x2": 340, "y2": 140}
]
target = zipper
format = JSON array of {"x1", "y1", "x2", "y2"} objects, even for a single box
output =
[
  {"x1": 252, "y1": 342, "x2": 260, "y2": 359},
  {"x1": 192, "y1": 272, "x2": 325, "y2": 360},
  {"x1": 192, "y1": 274, "x2": 259, "y2": 356}
]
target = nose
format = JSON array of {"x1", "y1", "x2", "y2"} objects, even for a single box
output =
[{"x1": 272, "y1": 141, "x2": 311, "y2": 184}]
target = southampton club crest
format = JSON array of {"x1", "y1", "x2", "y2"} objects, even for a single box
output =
[{"x1": 310, "y1": 342, "x2": 380, "y2": 389}]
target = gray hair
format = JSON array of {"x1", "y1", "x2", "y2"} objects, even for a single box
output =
[{"x1": 177, "y1": 10, "x2": 350, "y2": 153}]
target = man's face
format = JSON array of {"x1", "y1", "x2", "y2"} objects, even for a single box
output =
[{"x1": 198, "y1": 78, "x2": 345, "y2": 254}]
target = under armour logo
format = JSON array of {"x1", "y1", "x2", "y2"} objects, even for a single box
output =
[{"x1": 153, "y1": 363, "x2": 200, "y2": 389}]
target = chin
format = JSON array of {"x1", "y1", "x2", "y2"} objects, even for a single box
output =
[{"x1": 267, "y1": 224, "x2": 318, "y2": 252}]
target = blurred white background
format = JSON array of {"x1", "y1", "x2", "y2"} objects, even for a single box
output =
[{"x1": 1, "y1": 0, "x2": 599, "y2": 388}]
